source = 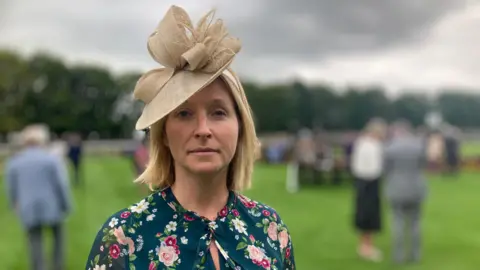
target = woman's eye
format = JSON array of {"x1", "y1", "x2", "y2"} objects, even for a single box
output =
[
  {"x1": 176, "y1": 110, "x2": 191, "y2": 118},
  {"x1": 213, "y1": 110, "x2": 227, "y2": 117}
]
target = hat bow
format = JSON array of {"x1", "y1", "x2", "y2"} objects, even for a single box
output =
[{"x1": 134, "y1": 6, "x2": 241, "y2": 104}]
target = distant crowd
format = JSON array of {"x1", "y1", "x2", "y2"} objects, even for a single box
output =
[
  {"x1": 277, "y1": 119, "x2": 462, "y2": 264},
  {"x1": 262, "y1": 122, "x2": 462, "y2": 185}
]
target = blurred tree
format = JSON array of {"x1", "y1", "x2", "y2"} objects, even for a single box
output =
[
  {"x1": 391, "y1": 93, "x2": 431, "y2": 126},
  {"x1": 310, "y1": 84, "x2": 339, "y2": 129},
  {"x1": 438, "y1": 91, "x2": 480, "y2": 128},
  {"x1": 112, "y1": 72, "x2": 143, "y2": 137},
  {"x1": 341, "y1": 87, "x2": 392, "y2": 130},
  {"x1": 23, "y1": 52, "x2": 73, "y2": 135},
  {"x1": 68, "y1": 65, "x2": 120, "y2": 138},
  {"x1": 246, "y1": 83, "x2": 296, "y2": 132},
  {"x1": 0, "y1": 50, "x2": 32, "y2": 133},
  {"x1": 292, "y1": 80, "x2": 314, "y2": 129},
  {"x1": 0, "y1": 50, "x2": 479, "y2": 138}
]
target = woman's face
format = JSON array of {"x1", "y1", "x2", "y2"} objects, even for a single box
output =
[{"x1": 164, "y1": 78, "x2": 240, "y2": 177}]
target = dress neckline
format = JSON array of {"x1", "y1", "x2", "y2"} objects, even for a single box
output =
[{"x1": 159, "y1": 186, "x2": 237, "y2": 223}]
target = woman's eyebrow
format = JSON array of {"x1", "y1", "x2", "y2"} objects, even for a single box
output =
[{"x1": 209, "y1": 98, "x2": 228, "y2": 106}]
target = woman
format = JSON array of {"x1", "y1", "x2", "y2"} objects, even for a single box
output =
[
  {"x1": 351, "y1": 118, "x2": 387, "y2": 262},
  {"x1": 85, "y1": 5, "x2": 295, "y2": 270}
]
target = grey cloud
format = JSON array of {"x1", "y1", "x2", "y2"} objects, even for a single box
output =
[
  {"x1": 0, "y1": 0, "x2": 468, "y2": 84},
  {"x1": 54, "y1": 0, "x2": 465, "y2": 72},
  {"x1": 2, "y1": 0, "x2": 463, "y2": 61},
  {"x1": 227, "y1": 0, "x2": 465, "y2": 58},
  {"x1": 3, "y1": 1, "x2": 159, "y2": 58}
]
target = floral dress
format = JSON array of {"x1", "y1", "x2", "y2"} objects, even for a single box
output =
[{"x1": 85, "y1": 187, "x2": 295, "y2": 270}]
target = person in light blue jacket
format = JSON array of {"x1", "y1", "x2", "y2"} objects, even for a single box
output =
[{"x1": 4, "y1": 124, "x2": 73, "y2": 270}]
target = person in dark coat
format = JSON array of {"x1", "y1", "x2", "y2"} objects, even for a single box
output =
[
  {"x1": 67, "y1": 133, "x2": 83, "y2": 186},
  {"x1": 444, "y1": 126, "x2": 461, "y2": 175}
]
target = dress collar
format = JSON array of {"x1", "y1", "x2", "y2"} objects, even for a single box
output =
[{"x1": 159, "y1": 186, "x2": 237, "y2": 222}]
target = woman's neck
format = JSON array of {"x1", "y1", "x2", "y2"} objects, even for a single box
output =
[{"x1": 171, "y1": 168, "x2": 230, "y2": 221}]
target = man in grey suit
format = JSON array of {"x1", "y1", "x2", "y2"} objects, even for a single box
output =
[
  {"x1": 383, "y1": 120, "x2": 427, "y2": 264},
  {"x1": 4, "y1": 124, "x2": 73, "y2": 270}
]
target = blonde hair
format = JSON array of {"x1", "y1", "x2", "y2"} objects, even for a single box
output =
[
  {"x1": 21, "y1": 124, "x2": 50, "y2": 146},
  {"x1": 135, "y1": 69, "x2": 260, "y2": 192},
  {"x1": 364, "y1": 118, "x2": 387, "y2": 138}
]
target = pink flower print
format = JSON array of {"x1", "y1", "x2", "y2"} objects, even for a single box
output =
[
  {"x1": 109, "y1": 244, "x2": 121, "y2": 259},
  {"x1": 158, "y1": 245, "x2": 179, "y2": 267},
  {"x1": 232, "y1": 209, "x2": 240, "y2": 217},
  {"x1": 247, "y1": 245, "x2": 265, "y2": 263},
  {"x1": 164, "y1": 236, "x2": 177, "y2": 247},
  {"x1": 278, "y1": 230, "x2": 289, "y2": 250},
  {"x1": 238, "y1": 195, "x2": 248, "y2": 203},
  {"x1": 249, "y1": 235, "x2": 255, "y2": 242},
  {"x1": 286, "y1": 247, "x2": 291, "y2": 258},
  {"x1": 253, "y1": 259, "x2": 263, "y2": 266},
  {"x1": 184, "y1": 214, "x2": 195, "y2": 221},
  {"x1": 167, "y1": 202, "x2": 176, "y2": 211},
  {"x1": 120, "y1": 211, "x2": 131, "y2": 219},
  {"x1": 219, "y1": 206, "x2": 228, "y2": 217},
  {"x1": 267, "y1": 222, "x2": 278, "y2": 241},
  {"x1": 239, "y1": 195, "x2": 257, "y2": 208},
  {"x1": 262, "y1": 210, "x2": 270, "y2": 216},
  {"x1": 113, "y1": 227, "x2": 135, "y2": 255},
  {"x1": 260, "y1": 258, "x2": 271, "y2": 269},
  {"x1": 245, "y1": 201, "x2": 256, "y2": 208},
  {"x1": 148, "y1": 261, "x2": 157, "y2": 270}
]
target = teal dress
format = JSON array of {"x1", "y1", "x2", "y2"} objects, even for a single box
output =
[{"x1": 85, "y1": 187, "x2": 296, "y2": 269}]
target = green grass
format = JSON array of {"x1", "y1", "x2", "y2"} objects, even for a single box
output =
[
  {"x1": 1, "y1": 156, "x2": 479, "y2": 269},
  {"x1": 462, "y1": 141, "x2": 480, "y2": 158}
]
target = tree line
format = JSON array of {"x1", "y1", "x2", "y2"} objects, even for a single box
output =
[{"x1": 1, "y1": 50, "x2": 479, "y2": 139}]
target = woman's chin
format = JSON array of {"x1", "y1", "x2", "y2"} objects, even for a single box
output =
[{"x1": 187, "y1": 162, "x2": 223, "y2": 175}]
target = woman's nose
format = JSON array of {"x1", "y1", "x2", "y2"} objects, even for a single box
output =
[{"x1": 193, "y1": 114, "x2": 212, "y2": 138}]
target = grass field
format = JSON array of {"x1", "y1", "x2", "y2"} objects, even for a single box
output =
[
  {"x1": 1, "y1": 156, "x2": 479, "y2": 270},
  {"x1": 461, "y1": 141, "x2": 480, "y2": 158}
]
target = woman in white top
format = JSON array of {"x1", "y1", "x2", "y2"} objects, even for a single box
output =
[{"x1": 351, "y1": 118, "x2": 387, "y2": 262}]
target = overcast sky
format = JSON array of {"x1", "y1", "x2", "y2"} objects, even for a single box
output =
[{"x1": 1, "y1": 0, "x2": 478, "y2": 96}]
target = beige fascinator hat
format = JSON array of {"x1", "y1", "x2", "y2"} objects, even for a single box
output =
[{"x1": 133, "y1": 5, "x2": 248, "y2": 130}]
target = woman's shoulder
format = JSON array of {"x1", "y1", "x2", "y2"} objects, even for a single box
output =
[
  {"x1": 235, "y1": 193, "x2": 290, "y2": 228},
  {"x1": 98, "y1": 193, "x2": 164, "y2": 232},
  {"x1": 233, "y1": 193, "x2": 295, "y2": 268},
  {"x1": 86, "y1": 194, "x2": 163, "y2": 269}
]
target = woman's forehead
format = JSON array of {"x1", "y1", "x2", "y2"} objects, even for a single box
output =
[{"x1": 182, "y1": 79, "x2": 235, "y2": 106}]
